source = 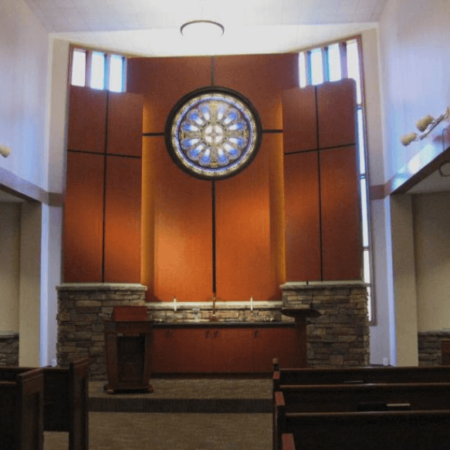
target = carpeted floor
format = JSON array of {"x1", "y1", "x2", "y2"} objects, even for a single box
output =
[{"x1": 44, "y1": 379, "x2": 273, "y2": 450}]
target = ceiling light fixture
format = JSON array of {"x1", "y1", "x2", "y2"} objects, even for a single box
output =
[{"x1": 180, "y1": 20, "x2": 224, "y2": 40}]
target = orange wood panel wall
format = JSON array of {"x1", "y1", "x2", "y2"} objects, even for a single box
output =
[
  {"x1": 127, "y1": 57, "x2": 212, "y2": 134},
  {"x1": 104, "y1": 156, "x2": 142, "y2": 283},
  {"x1": 317, "y1": 79, "x2": 356, "y2": 148},
  {"x1": 64, "y1": 152, "x2": 104, "y2": 282},
  {"x1": 282, "y1": 79, "x2": 360, "y2": 281},
  {"x1": 282, "y1": 86, "x2": 317, "y2": 153},
  {"x1": 214, "y1": 54, "x2": 299, "y2": 130},
  {"x1": 284, "y1": 151, "x2": 321, "y2": 281},
  {"x1": 152, "y1": 137, "x2": 213, "y2": 303},
  {"x1": 107, "y1": 92, "x2": 143, "y2": 156},
  {"x1": 67, "y1": 86, "x2": 107, "y2": 153},
  {"x1": 65, "y1": 87, "x2": 143, "y2": 283},
  {"x1": 215, "y1": 139, "x2": 280, "y2": 300},
  {"x1": 320, "y1": 146, "x2": 361, "y2": 280}
]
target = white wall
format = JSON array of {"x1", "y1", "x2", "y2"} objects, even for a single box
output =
[
  {"x1": 379, "y1": 0, "x2": 450, "y2": 181},
  {"x1": 0, "y1": 0, "x2": 49, "y2": 190},
  {"x1": 0, "y1": 2, "x2": 70, "y2": 366},
  {"x1": 374, "y1": 0, "x2": 450, "y2": 365},
  {"x1": 360, "y1": 28, "x2": 397, "y2": 365},
  {"x1": 40, "y1": 39, "x2": 70, "y2": 366},
  {"x1": 413, "y1": 192, "x2": 450, "y2": 331}
]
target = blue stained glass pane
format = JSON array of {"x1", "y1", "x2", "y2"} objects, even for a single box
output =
[
  {"x1": 229, "y1": 137, "x2": 246, "y2": 147},
  {"x1": 182, "y1": 122, "x2": 199, "y2": 132},
  {"x1": 182, "y1": 138, "x2": 200, "y2": 148},
  {"x1": 199, "y1": 104, "x2": 211, "y2": 120},
  {"x1": 201, "y1": 150, "x2": 211, "y2": 164},
  {"x1": 218, "y1": 149, "x2": 227, "y2": 163},
  {"x1": 189, "y1": 146, "x2": 202, "y2": 159},
  {"x1": 187, "y1": 111, "x2": 204, "y2": 125},
  {"x1": 229, "y1": 122, "x2": 244, "y2": 131},
  {"x1": 224, "y1": 110, "x2": 238, "y2": 124}
]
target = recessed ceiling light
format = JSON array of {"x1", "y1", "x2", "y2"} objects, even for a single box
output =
[{"x1": 180, "y1": 20, "x2": 225, "y2": 40}]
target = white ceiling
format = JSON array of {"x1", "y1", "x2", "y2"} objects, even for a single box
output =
[{"x1": 25, "y1": 0, "x2": 388, "y2": 56}]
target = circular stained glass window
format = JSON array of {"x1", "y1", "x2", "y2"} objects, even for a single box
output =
[{"x1": 165, "y1": 87, "x2": 262, "y2": 180}]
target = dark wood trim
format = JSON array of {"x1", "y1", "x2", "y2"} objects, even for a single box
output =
[
  {"x1": 211, "y1": 56, "x2": 216, "y2": 86},
  {"x1": 263, "y1": 129, "x2": 283, "y2": 134},
  {"x1": 369, "y1": 184, "x2": 385, "y2": 200},
  {"x1": 68, "y1": 148, "x2": 141, "y2": 159},
  {"x1": 47, "y1": 192, "x2": 65, "y2": 207},
  {"x1": 143, "y1": 132, "x2": 165, "y2": 137},
  {"x1": 365, "y1": 124, "x2": 450, "y2": 200},
  {"x1": 385, "y1": 124, "x2": 450, "y2": 196},
  {"x1": 314, "y1": 86, "x2": 324, "y2": 281},
  {"x1": 101, "y1": 92, "x2": 111, "y2": 282},
  {"x1": 0, "y1": 166, "x2": 46, "y2": 203},
  {"x1": 212, "y1": 180, "x2": 216, "y2": 296}
]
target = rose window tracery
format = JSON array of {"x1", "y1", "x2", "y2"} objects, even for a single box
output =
[{"x1": 165, "y1": 88, "x2": 262, "y2": 180}]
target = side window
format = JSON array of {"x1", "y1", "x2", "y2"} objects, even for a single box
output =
[
  {"x1": 70, "y1": 48, "x2": 126, "y2": 93},
  {"x1": 299, "y1": 37, "x2": 375, "y2": 322}
]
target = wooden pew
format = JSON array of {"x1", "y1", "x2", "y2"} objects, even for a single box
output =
[
  {"x1": 275, "y1": 408, "x2": 450, "y2": 450},
  {"x1": 273, "y1": 359, "x2": 450, "y2": 389},
  {"x1": 281, "y1": 434, "x2": 295, "y2": 450},
  {"x1": 0, "y1": 359, "x2": 89, "y2": 450},
  {"x1": 277, "y1": 382, "x2": 450, "y2": 412},
  {"x1": 0, "y1": 368, "x2": 44, "y2": 450}
]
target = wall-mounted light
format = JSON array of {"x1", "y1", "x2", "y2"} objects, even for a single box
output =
[
  {"x1": 180, "y1": 20, "x2": 224, "y2": 40},
  {"x1": 401, "y1": 107, "x2": 450, "y2": 146},
  {"x1": 438, "y1": 160, "x2": 450, "y2": 177},
  {"x1": 0, "y1": 144, "x2": 11, "y2": 158}
]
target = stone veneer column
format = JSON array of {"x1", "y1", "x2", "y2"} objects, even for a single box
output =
[
  {"x1": 0, "y1": 332, "x2": 19, "y2": 366},
  {"x1": 281, "y1": 281, "x2": 369, "y2": 367},
  {"x1": 418, "y1": 331, "x2": 450, "y2": 366},
  {"x1": 56, "y1": 283, "x2": 147, "y2": 380}
]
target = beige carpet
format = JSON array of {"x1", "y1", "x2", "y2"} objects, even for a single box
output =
[
  {"x1": 44, "y1": 379, "x2": 272, "y2": 450},
  {"x1": 44, "y1": 412, "x2": 272, "y2": 450}
]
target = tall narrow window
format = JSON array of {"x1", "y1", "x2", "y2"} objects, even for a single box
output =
[
  {"x1": 109, "y1": 54, "x2": 125, "y2": 92},
  {"x1": 299, "y1": 52, "x2": 307, "y2": 88},
  {"x1": 310, "y1": 48, "x2": 324, "y2": 85},
  {"x1": 70, "y1": 48, "x2": 127, "y2": 93},
  {"x1": 90, "y1": 52, "x2": 106, "y2": 90},
  {"x1": 298, "y1": 37, "x2": 375, "y2": 322},
  {"x1": 71, "y1": 49, "x2": 87, "y2": 87}
]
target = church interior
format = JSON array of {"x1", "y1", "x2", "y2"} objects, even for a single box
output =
[{"x1": 1, "y1": 0, "x2": 450, "y2": 449}]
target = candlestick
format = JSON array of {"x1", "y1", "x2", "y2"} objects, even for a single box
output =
[
  {"x1": 173, "y1": 298, "x2": 177, "y2": 312},
  {"x1": 250, "y1": 297, "x2": 253, "y2": 311}
]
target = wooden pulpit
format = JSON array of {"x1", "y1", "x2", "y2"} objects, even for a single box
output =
[
  {"x1": 104, "y1": 306, "x2": 153, "y2": 394},
  {"x1": 281, "y1": 307, "x2": 321, "y2": 367}
]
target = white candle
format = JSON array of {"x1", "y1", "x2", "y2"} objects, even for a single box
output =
[
  {"x1": 250, "y1": 297, "x2": 253, "y2": 311},
  {"x1": 173, "y1": 298, "x2": 177, "y2": 312}
]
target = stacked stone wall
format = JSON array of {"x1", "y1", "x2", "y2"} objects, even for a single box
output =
[
  {"x1": 0, "y1": 333, "x2": 19, "y2": 366},
  {"x1": 282, "y1": 282, "x2": 369, "y2": 367},
  {"x1": 418, "y1": 331, "x2": 450, "y2": 366},
  {"x1": 57, "y1": 283, "x2": 146, "y2": 380}
]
